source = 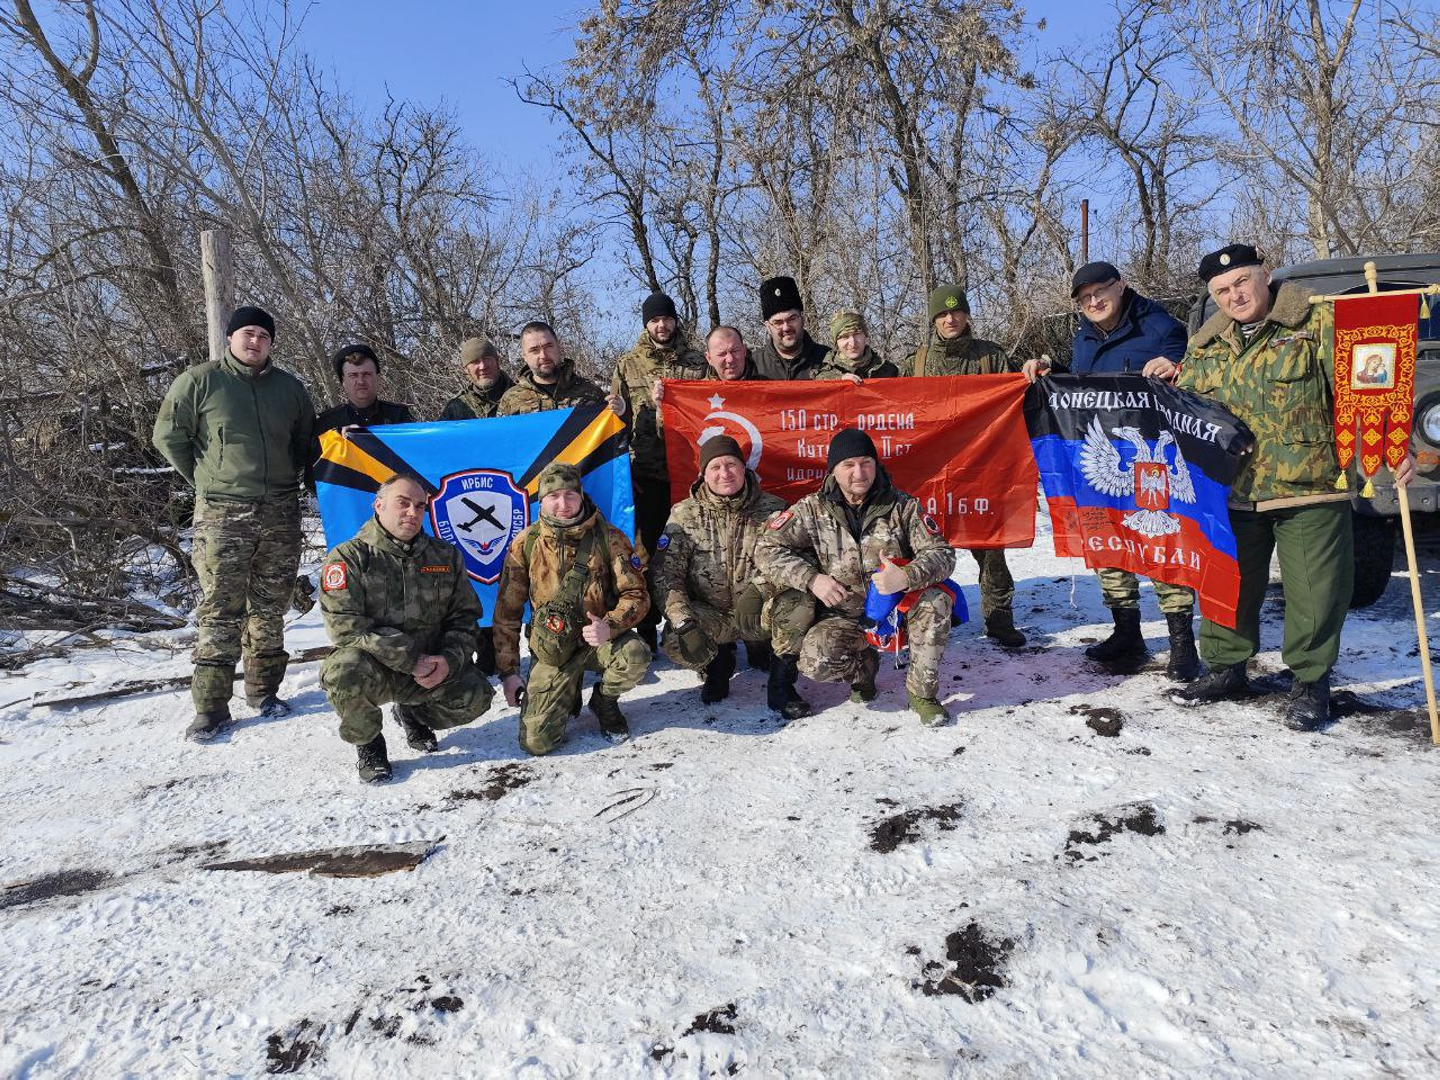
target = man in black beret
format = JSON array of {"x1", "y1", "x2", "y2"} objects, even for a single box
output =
[
  {"x1": 1144, "y1": 243, "x2": 1415, "y2": 730},
  {"x1": 314, "y1": 343, "x2": 415, "y2": 439},
  {"x1": 754, "y1": 275, "x2": 827, "y2": 380}
]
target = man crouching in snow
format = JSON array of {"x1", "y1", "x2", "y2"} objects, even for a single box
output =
[
  {"x1": 318, "y1": 474, "x2": 494, "y2": 782},
  {"x1": 753, "y1": 428, "x2": 958, "y2": 725}
]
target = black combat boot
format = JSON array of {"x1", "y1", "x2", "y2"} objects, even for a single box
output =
[
  {"x1": 1164, "y1": 613, "x2": 1201, "y2": 682},
  {"x1": 588, "y1": 685, "x2": 631, "y2": 745},
  {"x1": 247, "y1": 694, "x2": 293, "y2": 718},
  {"x1": 393, "y1": 704, "x2": 439, "y2": 752},
  {"x1": 766, "y1": 654, "x2": 812, "y2": 720},
  {"x1": 984, "y1": 612, "x2": 1027, "y2": 648},
  {"x1": 1169, "y1": 663, "x2": 1248, "y2": 706},
  {"x1": 849, "y1": 647, "x2": 880, "y2": 703},
  {"x1": 700, "y1": 643, "x2": 737, "y2": 704},
  {"x1": 185, "y1": 706, "x2": 231, "y2": 743},
  {"x1": 743, "y1": 640, "x2": 773, "y2": 672},
  {"x1": 1283, "y1": 672, "x2": 1331, "y2": 732},
  {"x1": 1085, "y1": 608, "x2": 1146, "y2": 665},
  {"x1": 357, "y1": 735, "x2": 392, "y2": 783}
]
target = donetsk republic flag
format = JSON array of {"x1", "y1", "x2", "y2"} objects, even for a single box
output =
[
  {"x1": 314, "y1": 403, "x2": 633, "y2": 627},
  {"x1": 1025, "y1": 375, "x2": 1254, "y2": 628}
]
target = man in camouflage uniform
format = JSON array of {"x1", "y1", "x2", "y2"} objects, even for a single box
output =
[
  {"x1": 611, "y1": 291, "x2": 708, "y2": 652},
  {"x1": 313, "y1": 343, "x2": 415, "y2": 438},
  {"x1": 753, "y1": 275, "x2": 827, "y2": 381},
  {"x1": 318, "y1": 474, "x2": 494, "y2": 782},
  {"x1": 705, "y1": 325, "x2": 765, "y2": 382},
  {"x1": 814, "y1": 311, "x2": 900, "y2": 382},
  {"x1": 1144, "y1": 244, "x2": 1414, "y2": 730},
  {"x1": 498, "y1": 321, "x2": 626, "y2": 418},
  {"x1": 440, "y1": 337, "x2": 515, "y2": 420},
  {"x1": 153, "y1": 306, "x2": 314, "y2": 741},
  {"x1": 651, "y1": 436, "x2": 787, "y2": 702},
  {"x1": 495, "y1": 463, "x2": 651, "y2": 753},
  {"x1": 755, "y1": 429, "x2": 958, "y2": 725},
  {"x1": 905, "y1": 284, "x2": 1026, "y2": 648}
]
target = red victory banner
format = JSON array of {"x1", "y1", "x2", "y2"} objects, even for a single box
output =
[
  {"x1": 661, "y1": 375, "x2": 1037, "y2": 547},
  {"x1": 1333, "y1": 293, "x2": 1419, "y2": 476}
]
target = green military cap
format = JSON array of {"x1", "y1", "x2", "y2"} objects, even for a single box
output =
[
  {"x1": 536, "y1": 461, "x2": 582, "y2": 498},
  {"x1": 928, "y1": 285, "x2": 970, "y2": 321},
  {"x1": 829, "y1": 311, "x2": 867, "y2": 341},
  {"x1": 460, "y1": 336, "x2": 500, "y2": 367}
]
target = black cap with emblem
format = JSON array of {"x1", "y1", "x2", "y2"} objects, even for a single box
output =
[
  {"x1": 1198, "y1": 244, "x2": 1263, "y2": 283},
  {"x1": 760, "y1": 275, "x2": 803, "y2": 320}
]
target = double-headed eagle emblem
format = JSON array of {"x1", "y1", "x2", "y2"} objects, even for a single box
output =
[{"x1": 1078, "y1": 417, "x2": 1195, "y2": 537}]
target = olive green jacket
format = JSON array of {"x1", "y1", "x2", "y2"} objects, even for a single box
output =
[
  {"x1": 1180, "y1": 281, "x2": 1342, "y2": 507},
  {"x1": 903, "y1": 328, "x2": 1017, "y2": 377},
  {"x1": 152, "y1": 351, "x2": 314, "y2": 501},
  {"x1": 318, "y1": 517, "x2": 482, "y2": 676}
]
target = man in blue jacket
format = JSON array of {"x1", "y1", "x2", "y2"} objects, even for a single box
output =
[{"x1": 1026, "y1": 262, "x2": 1198, "y2": 680}]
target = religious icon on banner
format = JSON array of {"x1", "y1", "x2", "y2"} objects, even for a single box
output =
[{"x1": 1332, "y1": 293, "x2": 1419, "y2": 477}]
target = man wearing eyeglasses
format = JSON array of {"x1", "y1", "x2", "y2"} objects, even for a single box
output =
[
  {"x1": 1024, "y1": 262, "x2": 1197, "y2": 680},
  {"x1": 753, "y1": 275, "x2": 827, "y2": 381}
]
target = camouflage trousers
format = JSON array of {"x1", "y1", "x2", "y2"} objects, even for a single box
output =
[
  {"x1": 191, "y1": 495, "x2": 301, "y2": 711},
  {"x1": 519, "y1": 630, "x2": 651, "y2": 755},
  {"x1": 1096, "y1": 568, "x2": 1194, "y2": 614},
  {"x1": 660, "y1": 585, "x2": 768, "y2": 671},
  {"x1": 967, "y1": 548, "x2": 1014, "y2": 621},
  {"x1": 771, "y1": 587, "x2": 952, "y2": 699},
  {"x1": 320, "y1": 647, "x2": 494, "y2": 745}
]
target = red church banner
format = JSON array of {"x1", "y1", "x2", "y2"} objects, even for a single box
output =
[
  {"x1": 661, "y1": 375, "x2": 1037, "y2": 548},
  {"x1": 1333, "y1": 293, "x2": 1419, "y2": 476}
]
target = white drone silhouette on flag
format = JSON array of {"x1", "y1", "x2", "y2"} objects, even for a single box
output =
[{"x1": 1078, "y1": 417, "x2": 1195, "y2": 537}]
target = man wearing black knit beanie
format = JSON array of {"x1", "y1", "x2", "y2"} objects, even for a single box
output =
[{"x1": 753, "y1": 428, "x2": 958, "y2": 725}]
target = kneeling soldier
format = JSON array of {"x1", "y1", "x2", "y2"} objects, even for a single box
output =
[
  {"x1": 651, "y1": 436, "x2": 787, "y2": 702},
  {"x1": 319, "y1": 474, "x2": 495, "y2": 782},
  {"x1": 755, "y1": 429, "x2": 958, "y2": 724},
  {"x1": 496, "y1": 463, "x2": 651, "y2": 753}
]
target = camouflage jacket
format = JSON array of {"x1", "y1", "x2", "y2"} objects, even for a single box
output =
[
  {"x1": 752, "y1": 332, "x2": 827, "y2": 381},
  {"x1": 612, "y1": 328, "x2": 707, "y2": 479},
  {"x1": 1179, "y1": 281, "x2": 1341, "y2": 506},
  {"x1": 813, "y1": 346, "x2": 900, "y2": 381},
  {"x1": 496, "y1": 360, "x2": 606, "y2": 416},
  {"x1": 754, "y1": 470, "x2": 956, "y2": 618},
  {"x1": 651, "y1": 472, "x2": 787, "y2": 625},
  {"x1": 440, "y1": 372, "x2": 516, "y2": 420},
  {"x1": 318, "y1": 517, "x2": 481, "y2": 676},
  {"x1": 492, "y1": 501, "x2": 650, "y2": 676},
  {"x1": 903, "y1": 328, "x2": 1016, "y2": 377}
]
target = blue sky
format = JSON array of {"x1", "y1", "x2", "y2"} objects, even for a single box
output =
[{"x1": 294, "y1": 1, "x2": 1101, "y2": 176}]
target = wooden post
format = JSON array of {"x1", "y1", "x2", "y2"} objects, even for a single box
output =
[
  {"x1": 200, "y1": 229, "x2": 234, "y2": 364},
  {"x1": 1359, "y1": 261, "x2": 1440, "y2": 743},
  {"x1": 1080, "y1": 199, "x2": 1089, "y2": 264}
]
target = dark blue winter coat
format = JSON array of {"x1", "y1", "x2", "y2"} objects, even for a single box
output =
[{"x1": 1070, "y1": 289, "x2": 1187, "y2": 375}]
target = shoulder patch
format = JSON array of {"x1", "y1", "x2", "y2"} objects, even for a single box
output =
[
  {"x1": 769, "y1": 509, "x2": 793, "y2": 531},
  {"x1": 922, "y1": 513, "x2": 942, "y2": 537},
  {"x1": 421, "y1": 564, "x2": 451, "y2": 574},
  {"x1": 656, "y1": 533, "x2": 670, "y2": 550},
  {"x1": 321, "y1": 562, "x2": 348, "y2": 592},
  {"x1": 630, "y1": 554, "x2": 643, "y2": 570}
]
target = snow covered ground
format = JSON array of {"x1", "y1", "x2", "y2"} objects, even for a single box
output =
[{"x1": 3, "y1": 512, "x2": 1440, "y2": 1078}]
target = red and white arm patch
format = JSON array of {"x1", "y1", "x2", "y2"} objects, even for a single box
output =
[
  {"x1": 922, "y1": 513, "x2": 941, "y2": 537},
  {"x1": 768, "y1": 509, "x2": 793, "y2": 531},
  {"x1": 321, "y1": 561, "x2": 349, "y2": 592}
]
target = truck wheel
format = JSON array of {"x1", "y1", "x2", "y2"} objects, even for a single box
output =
[{"x1": 1350, "y1": 513, "x2": 1396, "y2": 609}]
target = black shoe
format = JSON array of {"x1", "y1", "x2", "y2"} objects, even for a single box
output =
[
  {"x1": 1164, "y1": 613, "x2": 1200, "y2": 682},
  {"x1": 588, "y1": 685, "x2": 631, "y2": 744},
  {"x1": 1170, "y1": 663, "x2": 1248, "y2": 706},
  {"x1": 393, "y1": 704, "x2": 439, "y2": 752},
  {"x1": 246, "y1": 693, "x2": 292, "y2": 718},
  {"x1": 766, "y1": 654, "x2": 812, "y2": 720},
  {"x1": 185, "y1": 707, "x2": 231, "y2": 743},
  {"x1": 701, "y1": 644, "x2": 737, "y2": 704},
  {"x1": 743, "y1": 640, "x2": 773, "y2": 672},
  {"x1": 984, "y1": 613, "x2": 1027, "y2": 648},
  {"x1": 1085, "y1": 608, "x2": 1146, "y2": 665},
  {"x1": 357, "y1": 735, "x2": 392, "y2": 783},
  {"x1": 850, "y1": 647, "x2": 879, "y2": 703},
  {"x1": 1283, "y1": 672, "x2": 1331, "y2": 731}
]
